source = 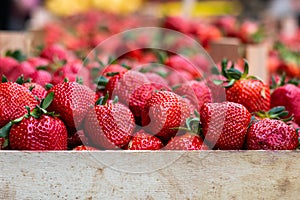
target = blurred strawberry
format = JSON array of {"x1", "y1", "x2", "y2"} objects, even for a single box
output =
[
  {"x1": 31, "y1": 70, "x2": 52, "y2": 87},
  {"x1": 173, "y1": 80, "x2": 212, "y2": 111},
  {"x1": 40, "y1": 44, "x2": 69, "y2": 62},
  {"x1": 0, "y1": 57, "x2": 18, "y2": 77}
]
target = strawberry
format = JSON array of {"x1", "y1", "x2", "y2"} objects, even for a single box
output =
[
  {"x1": 164, "y1": 133, "x2": 209, "y2": 150},
  {"x1": 40, "y1": 44, "x2": 69, "y2": 62},
  {"x1": 67, "y1": 129, "x2": 89, "y2": 149},
  {"x1": 0, "y1": 57, "x2": 18, "y2": 77},
  {"x1": 246, "y1": 118, "x2": 298, "y2": 150},
  {"x1": 173, "y1": 80, "x2": 212, "y2": 111},
  {"x1": 0, "y1": 92, "x2": 68, "y2": 150},
  {"x1": 112, "y1": 71, "x2": 149, "y2": 105},
  {"x1": 200, "y1": 101, "x2": 251, "y2": 150},
  {"x1": 129, "y1": 83, "x2": 170, "y2": 122},
  {"x1": 27, "y1": 57, "x2": 50, "y2": 68},
  {"x1": 31, "y1": 70, "x2": 52, "y2": 87},
  {"x1": 141, "y1": 91, "x2": 191, "y2": 141},
  {"x1": 9, "y1": 61, "x2": 35, "y2": 81},
  {"x1": 165, "y1": 55, "x2": 201, "y2": 79},
  {"x1": 271, "y1": 83, "x2": 300, "y2": 125},
  {"x1": 0, "y1": 80, "x2": 38, "y2": 128},
  {"x1": 217, "y1": 59, "x2": 270, "y2": 113},
  {"x1": 144, "y1": 72, "x2": 169, "y2": 88},
  {"x1": 73, "y1": 145, "x2": 98, "y2": 151},
  {"x1": 23, "y1": 82, "x2": 47, "y2": 102},
  {"x1": 47, "y1": 81, "x2": 94, "y2": 131},
  {"x1": 100, "y1": 64, "x2": 128, "y2": 79},
  {"x1": 127, "y1": 129, "x2": 163, "y2": 150},
  {"x1": 84, "y1": 95, "x2": 135, "y2": 149}
]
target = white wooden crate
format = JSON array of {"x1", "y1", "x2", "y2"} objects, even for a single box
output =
[{"x1": 0, "y1": 151, "x2": 299, "y2": 199}]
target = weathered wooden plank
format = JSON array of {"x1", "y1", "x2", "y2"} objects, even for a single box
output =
[
  {"x1": 0, "y1": 151, "x2": 299, "y2": 199},
  {"x1": 246, "y1": 43, "x2": 268, "y2": 82},
  {"x1": 210, "y1": 37, "x2": 241, "y2": 64}
]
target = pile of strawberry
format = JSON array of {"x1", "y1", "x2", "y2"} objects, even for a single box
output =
[{"x1": 0, "y1": 42, "x2": 299, "y2": 151}]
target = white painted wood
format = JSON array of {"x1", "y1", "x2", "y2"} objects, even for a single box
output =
[
  {"x1": 0, "y1": 151, "x2": 300, "y2": 199},
  {"x1": 246, "y1": 43, "x2": 268, "y2": 82}
]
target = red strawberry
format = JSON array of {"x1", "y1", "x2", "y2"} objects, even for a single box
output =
[
  {"x1": 40, "y1": 44, "x2": 69, "y2": 62},
  {"x1": 67, "y1": 129, "x2": 89, "y2": 149},
  {"x1": 3, "y1": 92, "x2": 68, "y2": 150},
  {"x1": 127, "y1": 130, "x2": 163, "y2": 150},
  {"x1": 31, "y1": 70, "x2": 52, "y2": 86},
  {"x1": 200, "y1": 101, "x2": 251, "y2": 150},
  {"x1": 165, "y1": 55, "x2": 201, "y2": 79},
  {"x1": 219, "y1": 59, "x2": 270, "y2": 113},
  {"x1": 27, "y1": 57, "x2": 50, "y2": 68},
  {"x1": 129, "y1": 83, "x2": 170, "y2": 121},
  {"x1": 100, "y1": 64, "x2": 128, "y2": 79},
  {"x1": 73, "y1": 145, "x2": 98, "y2": 151},
  {"x1": 52, "y1": 60, "x2": 90, "y2": 86},
  {"x1": 144, "y1": 72, "x2": 169, "y2": 88},
  {"x1": 0, "y1": 81, "x2": 38, "y2": 128},
  {"x1": 84, "y1": 97, "x2": 135, "y2": 149},
  {"x1": 9, "y1": 61, "x2": 35, "y2": 81},
  {"x1": 9, "y1": 115, "x2": 67, "y2": 150},
  {"x1": 48, "y1": 81, "x2": 94, "y2": 131},
  {"x1": 246, "y1": 118, "x2": 298, "y2": 150},
  {"x1": 271, "y1": 84, "x2": 300, "y2": 125},
  {"x1": 238, "y1": 20, "x2": 263, "y2": 44},
  {"x1": 112, "y1": 70, "x2": 149, "y2": 104},
  {"x1": 164, "y1": 133, "x2": 209, "y2": 150},
  {"x1": 0, "y1": 57, "x2": 19, "y2": 78},
  {"x1": 173, "y1": 80, "x2": 212, "y2": 111},
  {"x1": 141, "y1": 91, "x2": 191, "y2": 141},
  {"x1": 23, "y1": 82, "x2": 47, "y2": 101}
]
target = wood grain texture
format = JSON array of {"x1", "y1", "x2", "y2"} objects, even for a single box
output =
[{"x1": 0, "y1": 151, "x2": 300, "y2": 199}]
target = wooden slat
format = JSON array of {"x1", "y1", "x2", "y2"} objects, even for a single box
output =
[
  {"x1": 246, "y1": 43, "x2": 268, "y2": 82},
  {"x1": 0, "y1": 31, "x2": 32, "y2": 56},
  {"x1": 210, "y1": 37, "x2": 241, "y2": 64},
  {"x1": 0, "y1": 151, "x2": 300, "y2": 199}
]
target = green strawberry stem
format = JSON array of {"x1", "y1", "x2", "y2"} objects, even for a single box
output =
[
  {"x1": 94, "y1": 76, "x2": 108, "y2": 90},
  {"x1": 254, "y1": 106, "x2": 293, "y2": 122},
  {"x1": 1, "y1": 75, "x2": 8, "y2": 83},
  {"x1": 95, "y1": 93, "x2": 109, "y2": 105},
  {"x1": 215, "y1": 59, "x2": 262, "y2": 88}
]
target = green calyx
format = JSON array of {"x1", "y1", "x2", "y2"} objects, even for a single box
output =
[
  {"x1": 213, "y1": 59, "x2": 260, "y2": 88},
  {"x1": 171, "y1": 110, "x2": 201, "y2": 136},
  {"x1": 254, "y1": 106, "x2": 293, "y2": 122},
  {"x1": 5, "y1": 50, "x2": 27, "y2": 62},
  {"x1": 95, "y1": 94, "x2": 118, "y2": 106},
  {"x1": 270, "y1": 72, "x2": 299, "y2": 90},
  {"x1": 0, "y1": 92, "x2": 57, "y2": 148},
  {"x1": 94, "y1": 76, "x2": 109, "y2": 90}
]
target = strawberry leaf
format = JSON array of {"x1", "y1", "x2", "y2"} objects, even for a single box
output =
[
  {"x1": 0, "y1": 121, "x2": 13, "y2": 138},
  {"x1": 41, "y1": 92, "x2": 54, "y2": 110},
  {"x1": 45, "y1": 83, "x2": 53, "y2": 90},
  {"x1": 5, "y1": 50, "x2": 27, "y2": 62},
  {"x1": 16, "y1": 75, "x2": 25, "y2": 85},
  {"x1": 1, "y1": 75, "x2": 8, "y2": 83}
]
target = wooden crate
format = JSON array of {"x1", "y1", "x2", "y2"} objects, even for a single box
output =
[{"x1": 0, "y1": 151, "x2": 299, "y2": 199}]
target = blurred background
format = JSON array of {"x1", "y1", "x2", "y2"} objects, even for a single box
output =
[
  {"x1": 0, "y1": 0, "x2": 299, "y2": 30},
  {"x1": 1, "y1": 0, "x2": 300, "y2": 81}
]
